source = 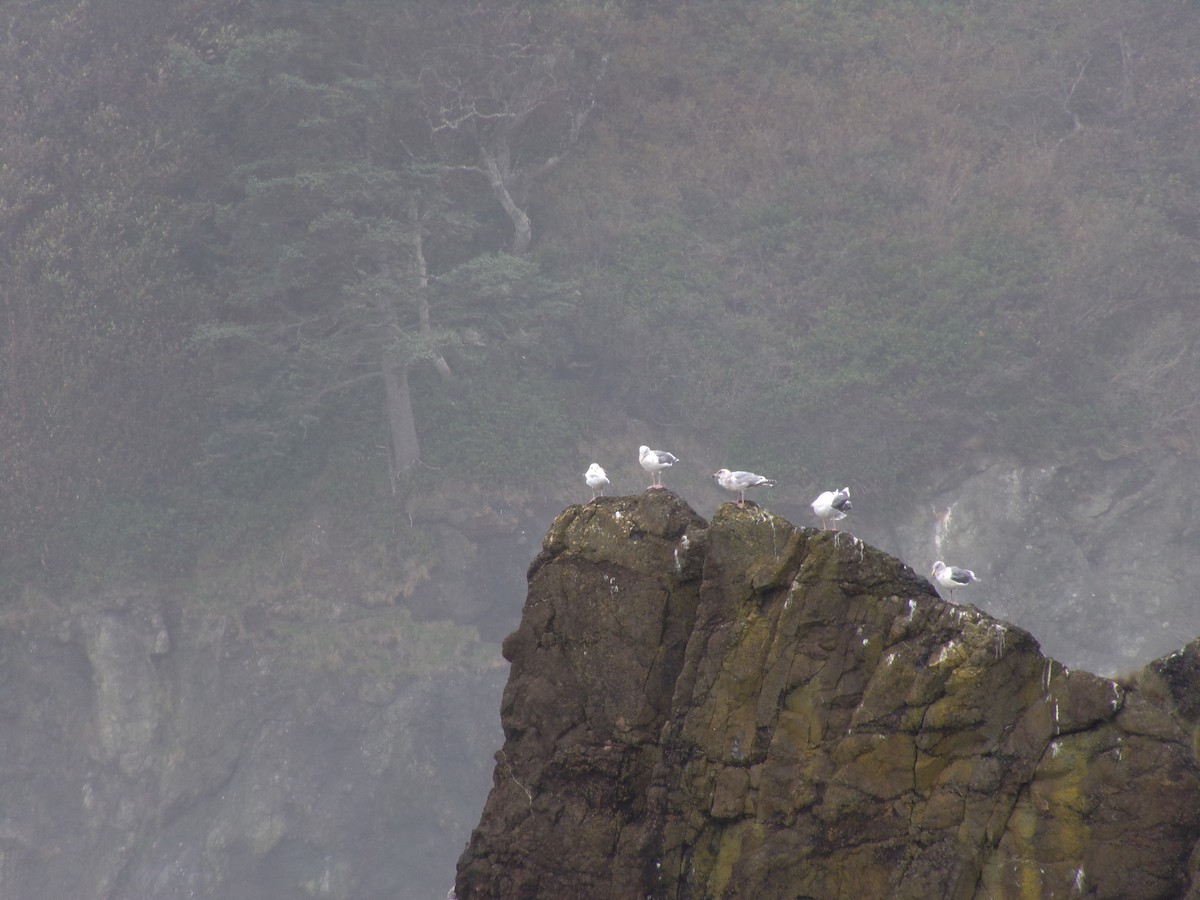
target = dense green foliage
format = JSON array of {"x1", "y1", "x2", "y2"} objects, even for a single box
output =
[{"x1": 3, "y1": 0, "x2": 1200, "y2": 584}]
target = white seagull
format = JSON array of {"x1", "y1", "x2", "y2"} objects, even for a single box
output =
[
  {"x1": 584, "y1": 463, "x2": 610, "y2": 501},
  {"x1": 639, "y1": 445, "x2": 679, "y2": 490},
  {"x1": 713, "y1": 468, "x2": 777, "y2": 508},
  {"x1": 930, "y1": 560, "x2": 980, "y2": 602},
  {"x1": 811, "y1": 487, "x2": 852, "y2": 530}
]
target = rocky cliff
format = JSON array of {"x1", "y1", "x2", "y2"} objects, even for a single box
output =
[{"x1": 455, "y1": 493, "x2": 1200, "y2": 899}]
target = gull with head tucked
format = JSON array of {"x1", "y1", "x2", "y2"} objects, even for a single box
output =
[
  {"x1": 812, "y1": 487, "x2": 852, "y2": 530},
  {"x1": 639, "y1": 445, "x2": 679, "y2": 490}
]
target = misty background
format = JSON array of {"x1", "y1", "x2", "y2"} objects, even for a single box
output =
[{"x1": 3, "y1": 1, "x2": 1200, "y2": 897}]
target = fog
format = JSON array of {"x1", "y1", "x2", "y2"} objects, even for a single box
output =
[{"x1": 4, "y1": 0, "x2": 1200, "y2": 896}]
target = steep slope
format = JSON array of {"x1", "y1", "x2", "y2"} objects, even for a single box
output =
[{"x1": 456, "y1": 493, "x2": 1200, "y2": 899}]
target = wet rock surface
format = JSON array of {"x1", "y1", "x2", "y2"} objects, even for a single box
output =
[{"x1": 456, "y1": 493, "x2": 1200, "y2": 899}]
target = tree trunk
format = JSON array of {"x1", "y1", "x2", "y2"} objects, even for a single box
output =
[
  {"x1": 376, "y1": 280, "x2": 420, "y2": 481},
  {"x1": 381, "y1": 355, "x2": 421, "y2": 481},
  {"x1": 480, "y1": 138, "x2": 533, "y2": 255},
  {"x1": 410, "y1": 205, "x2": 454, "y2": 382}
]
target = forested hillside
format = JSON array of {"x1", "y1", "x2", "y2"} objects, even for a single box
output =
[
  {"x1": 3, "y1": 0, "x2": 1200, "y2": 584},
  {"x1": 5, "y1": 2, "x2": 1200, "y2": 896}
]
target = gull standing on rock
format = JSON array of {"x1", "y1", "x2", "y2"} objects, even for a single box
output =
[
  {"x1": 930, "y1": 560, "x2": 980, "y2": 602},
  {"x1": 713, "y1": 468, "x2": 777, "y2": 509},
  {"x1": 639, "y1": 445, "x2": 679, "y2": 490},
  {"x1": 811, "y1": 487, "x2": 852, "y2": 530},
  {"x1": 584, "y1": 463, "x2": 610, "y2": 501}
]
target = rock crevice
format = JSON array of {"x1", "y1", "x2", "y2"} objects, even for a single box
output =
[{"x1": 457, "y1": 493, "x2": 1200, "y2": 899}]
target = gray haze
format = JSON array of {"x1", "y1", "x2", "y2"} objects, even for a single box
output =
[{"x1": 4, "y1": 1, "x2": 1200, "y2": 897}]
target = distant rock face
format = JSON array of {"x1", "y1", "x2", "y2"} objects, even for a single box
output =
[
  {"x1": 884, "y1": 451, "x2": 1200, "y2": 675},
  {"x1": 0, "y1": 586, "x2": 503, "y2": 900},
  {"x1": 456, "y1": 493, "x2": 1200, "y2": 899}
]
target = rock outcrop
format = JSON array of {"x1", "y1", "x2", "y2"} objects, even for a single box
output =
[
  {"x1": 456, "y1": 493, "x2": 1200, "y2": 899},
  {"x1": 883, "y1": 450, "x2": 1200, "y2": 675}
]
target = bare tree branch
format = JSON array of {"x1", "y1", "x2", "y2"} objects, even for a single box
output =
[{"x1": 416, "y1": 5, "x2": 610, "y2": 254}]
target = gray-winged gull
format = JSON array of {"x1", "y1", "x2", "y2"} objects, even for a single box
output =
[
  {"x1": 639, "y1": 445, "x2": 679, "y2": 490},
  {"x1": 713, "y1": 468, "x2": 777, "y2": 508},
  {"x1": 811, "y1": 487, "x2": 852, "y2": 530},
  {"x1": 930, "y1": 560, "x2": 980, "y2": 602}
]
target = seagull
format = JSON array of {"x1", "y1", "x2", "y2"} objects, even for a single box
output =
[
  {"x1": 713, "y1": 469, "x2": 777, "y2": 508},
  {"x1": 811, "y1": 487, "x2": 852, "y2": 530},
  {"x1": 584, "y1": 463, "x2": 610, "y2": 501},
  {"x1": 639, "y1": 445, "x2": 679, "y2": 490},
  {"x1": 930, "y1": 561, "x2": 980, "y2": 602}
]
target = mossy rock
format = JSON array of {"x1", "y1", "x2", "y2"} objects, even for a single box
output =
[{"x1": 459, "y1": 495, "x2": 1200, "y2": 900}]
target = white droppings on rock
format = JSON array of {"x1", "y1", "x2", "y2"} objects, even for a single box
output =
[{"x1": 931, "y1": 641, "x2": 960, "y2": 666}]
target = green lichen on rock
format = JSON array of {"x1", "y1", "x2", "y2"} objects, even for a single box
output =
[
  {"x1": 539, "y1": 492, "x2": 707, "y2": 582},
  {"x1": 458, "y1": 494, "x2": 1200, "y2": 900}
]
